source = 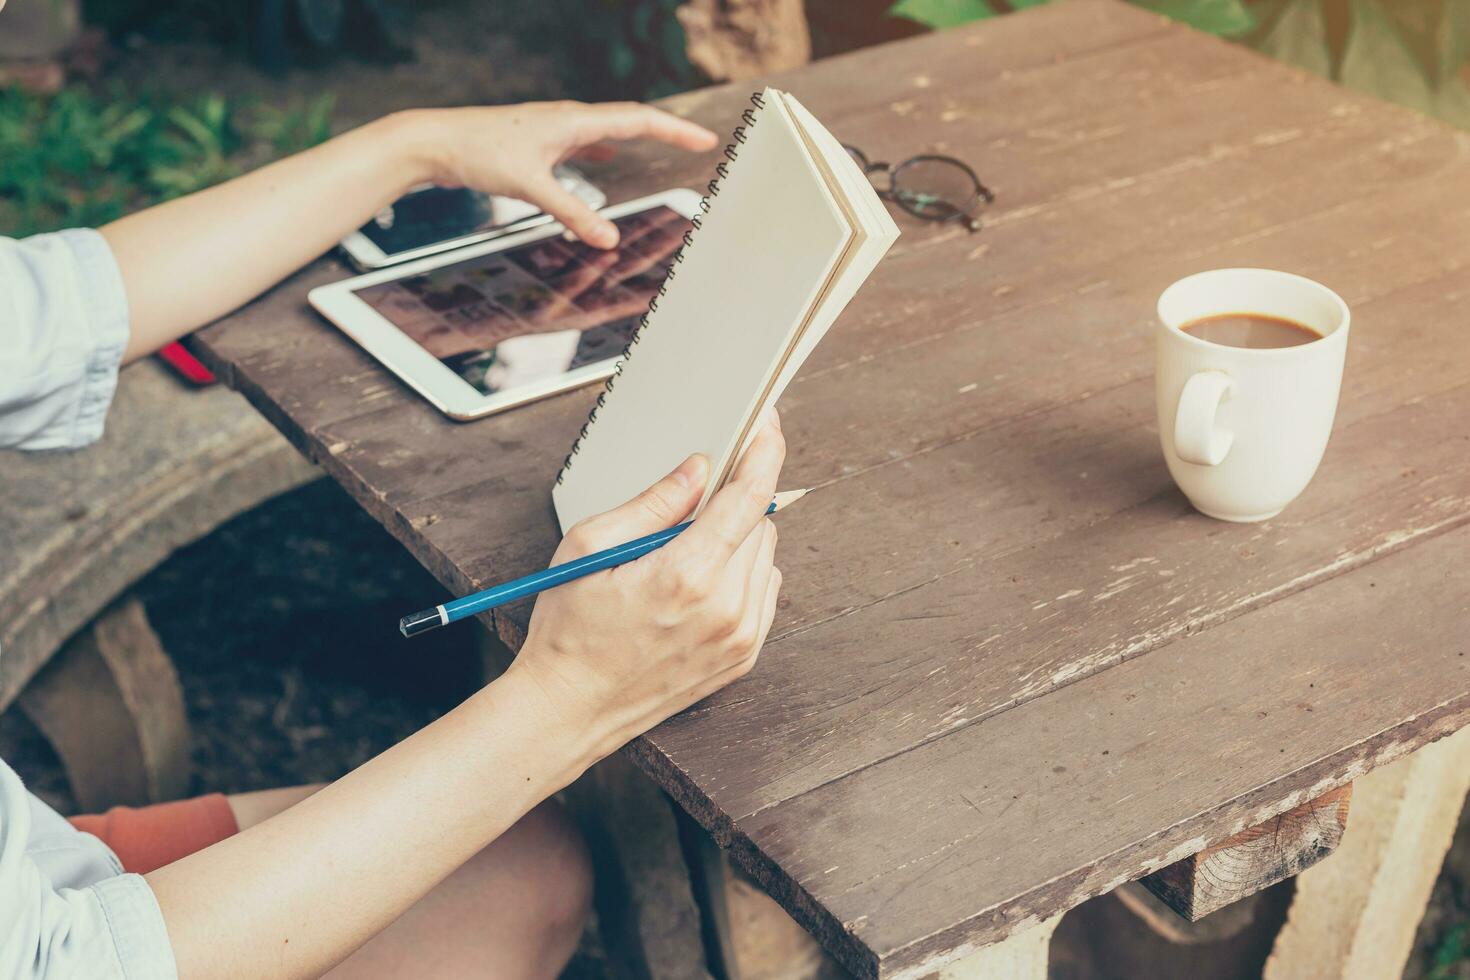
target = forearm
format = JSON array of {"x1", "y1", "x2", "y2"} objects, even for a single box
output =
[
  {"x1": 146, "y1": 662, "x2": 600, "y2": 980},
  {"x1": 102, "y1": 112, "x2": 439, "y2": 363}
]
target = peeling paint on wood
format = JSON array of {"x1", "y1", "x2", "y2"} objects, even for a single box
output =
[{"x1": 191, "y1": 1, "x2": 1470, "y2": 976}]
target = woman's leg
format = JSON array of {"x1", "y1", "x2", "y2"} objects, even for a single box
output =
[{"x1": 226, "y1": 786, "x2": 592, "y2": 980}]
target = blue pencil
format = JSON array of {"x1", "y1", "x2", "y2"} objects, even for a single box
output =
[{"x1": 398, "y1": 489, "x2": 809, "y2": 638}]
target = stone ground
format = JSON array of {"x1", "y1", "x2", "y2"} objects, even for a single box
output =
[{"x1": 1, "y1": 3, "x2": 1467, "y2": 976}]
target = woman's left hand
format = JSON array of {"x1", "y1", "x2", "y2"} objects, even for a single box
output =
[{"x1": 399, "y1": 101, "x2": 718, "y2": 249}]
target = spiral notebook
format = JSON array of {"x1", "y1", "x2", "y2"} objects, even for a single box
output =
[{"x1": 552, "y1": 88, "x2": 900, "y2": 531}]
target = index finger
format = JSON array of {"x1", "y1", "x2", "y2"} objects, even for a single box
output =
[
  {"x1": 574, "y1": 103, "x2": 719, "y2": 153},
  {"x1": 669, "y1": 415, "x2": 785, "y2": 566}
]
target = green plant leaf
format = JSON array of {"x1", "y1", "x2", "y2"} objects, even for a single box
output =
[
  {"x1": 888, "y1": 0, "x2": 997, "y2": 29},
  {"x1": 1433, "y1": 0, "x2": 1470, "y2": 127},
  {"x1": 0, "y1": 84, "x2": 331, "y2": 237},
  {"x1": 1340, "y1": 0, "x2": 1436, "y2": 114},
  {"x1": 1426, "y1": 921, "x2": 1470, "y2": 980},
  {"x1": 1255, "y1": 0, "x2": 1332, "y2": 77},
  {"x1": 1133, "y1": 0, "x2": 1256, "y2": 36}
]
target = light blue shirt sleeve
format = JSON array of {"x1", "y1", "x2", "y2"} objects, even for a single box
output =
[
  {"x1": 0, "y1": 230, "x2": 172, "y2": 975},
  {"x1": 0, "y1": 760, "x2": 177, "y2": 979},
  {"x1": 0, "y1": 229, "x2": 130, "y2": 451}
]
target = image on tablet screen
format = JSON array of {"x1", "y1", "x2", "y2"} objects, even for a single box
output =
[{"x1": 353, "y1": 205, "x2": 691, "y2": 397}]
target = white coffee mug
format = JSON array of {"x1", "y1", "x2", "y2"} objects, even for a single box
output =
[{"x1": 1156, "y1": 268, "x2": 1350, "y2": 522}]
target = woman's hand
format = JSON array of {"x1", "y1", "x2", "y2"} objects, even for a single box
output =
[
  {"x1": 511, "y1": 414, "x2": 786, "y2": 760},
  {"x1": 105, "y1": 98, "x2": 712, "y2": 361},
  {"x1": 400, "y1": 101, "x2": 719, "y2": 250}
]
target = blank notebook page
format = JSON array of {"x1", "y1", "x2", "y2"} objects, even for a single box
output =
[{"x1": 552, "y1": 91, "x2": 853, "y2": 531}]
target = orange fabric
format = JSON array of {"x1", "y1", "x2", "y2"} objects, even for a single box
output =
[{"x1": 69, "y1": 793, "x2": 239, "y2": 874}]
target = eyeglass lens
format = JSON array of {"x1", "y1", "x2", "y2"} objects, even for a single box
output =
[
  {"x1": 891, "y1": 157, "x2": 986, "y2": 222},
  {"x1": 843, "y1": 145, "x2": 990, "y2": 227}
]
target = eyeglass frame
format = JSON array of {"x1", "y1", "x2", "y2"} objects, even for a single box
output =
[{"x1": 843, "y1": 144, "x2": 996, "y2": 233}]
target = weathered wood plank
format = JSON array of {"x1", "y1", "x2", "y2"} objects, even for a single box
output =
[
  {"x1": 186, "y1": 3, "x2": 1470, "y2": 977},
  {"x1": 211, "y1": 82, "x2": 1468, "y2": 675},
  {"x1": 629, "y1": 280, "x2": 1470, "y2": 822},
  {"x1": 197, "y1": 36, "x2": 1468, "y2": 644},
  {"x1": 668, "y1": 523, "x2": 1470, "y2": 977},
  {"x1": 201, "y1": 11, "x2": 1448, "y2": 453},
  {"x1": 1264, "y1": 726, "x2": 1470, "y2": 980},
  {"x1": 1141, "y1": 785, "x2": 1351, "y2": 921}
]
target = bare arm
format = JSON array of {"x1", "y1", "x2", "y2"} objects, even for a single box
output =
[
  {"x1": 146, "y1": 666, "x2": 589, "y2": 980},
  {"x1": 147, "y1": 422, "x2": 785, "y2": 980},
  {"x1": 102, "y1": 102, "x2": 718, "y2": 363}
]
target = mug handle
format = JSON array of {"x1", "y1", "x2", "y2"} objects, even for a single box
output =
[{"x1": 1174, "y1": 371, "x2": 1234, "y2": 466}]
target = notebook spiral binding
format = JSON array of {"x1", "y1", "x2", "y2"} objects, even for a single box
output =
[{"x1": 555, "y1": 91, "x2": 767, "y2": 486}]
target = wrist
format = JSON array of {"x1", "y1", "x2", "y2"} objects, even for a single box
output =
[
  {"x1": 370, "y1": 109, "x2": 451, "y2": 194},
  {"x1": 492, "y1": 655, "x2": 614, "y2": 786}
]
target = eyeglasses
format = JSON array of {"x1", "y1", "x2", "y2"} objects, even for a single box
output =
[{"x1": 843, "y1": 145, "x2": 995, "y2": 233}]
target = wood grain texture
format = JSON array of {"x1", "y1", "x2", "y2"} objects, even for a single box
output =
[
  {"x1": 1141, "y1": 785, "x2": 1351, "y2": 921},
  {"x1": 191, "y1": 2, "x2": 1470, "y2": 975},
  {"x1": 672, "y1": 526, "x2": 1470, "y2": 977},
  {"x1": 1264, "y1": 727, "x2": 1470, "y2": 980}
]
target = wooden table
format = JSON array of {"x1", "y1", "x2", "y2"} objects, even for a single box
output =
[{"x1": 195, "y1": 2, "x2": 1470, "y2": 976}]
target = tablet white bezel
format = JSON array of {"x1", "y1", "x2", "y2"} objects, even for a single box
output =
[{"x1": 310, "y1": 188, "x2": 701, "y2": 421}]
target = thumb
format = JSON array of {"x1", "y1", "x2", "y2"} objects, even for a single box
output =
[
  {"x1": 524, "y1": 173, "x2": 619, "y2": 249},
  {"x1": 557, "y1": 454, "x2": 709, "y2": 559}
]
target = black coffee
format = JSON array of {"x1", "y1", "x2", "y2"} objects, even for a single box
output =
[{"x1": 1181, "y1": 313, "x2": 1322, "y2": 349}]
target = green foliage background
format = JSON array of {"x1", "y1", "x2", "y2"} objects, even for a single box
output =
[
  {"x1": 0, "y1": 88, "x2": 334, "y2": 236},
  {"x1": 4, "y1": 0, "x2": 1468, "y2": 239},
  {"x1": 890, "y1": 0, "x2": 1470, "y2": 129}
]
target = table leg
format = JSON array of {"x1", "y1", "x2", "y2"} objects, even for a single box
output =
[
  {"x1": 1264, "y1": 725, "x2": 1470, "y2": 980},
  {"x1": 563, "y1": 751, "x2": 714, "y2": 980},
  {"x1": 934, "y1": 914, "x2": 1064, "y2": 980},
  {"x1": 676, "y1": 806, "x2": 742, "y2": 980},
  {"x1": 16, "y1": 596, "x2": 190, "y2": 810}
]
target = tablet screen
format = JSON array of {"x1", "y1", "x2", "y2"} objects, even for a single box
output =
[{"x1": 353, "y1": 205, "x2": 691, "y2": 397}]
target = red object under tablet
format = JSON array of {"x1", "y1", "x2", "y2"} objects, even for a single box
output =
[{"x1": 156, "y1": 342, "x2": 216, "y2": 386}]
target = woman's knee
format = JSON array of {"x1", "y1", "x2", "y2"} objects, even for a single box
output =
[{"x1": 483, "y1": 799, "x2": 593, "y2": 944}]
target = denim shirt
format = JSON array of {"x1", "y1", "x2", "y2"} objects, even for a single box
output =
[{"x1": 0, "y1": 229, "x2": 179, "y2": 979}]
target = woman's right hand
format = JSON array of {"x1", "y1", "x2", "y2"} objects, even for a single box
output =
[{"x1": 510, "y1": 415, "x2": 785, "y2": 762}]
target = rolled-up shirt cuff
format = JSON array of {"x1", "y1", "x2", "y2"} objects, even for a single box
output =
[
  {"x1": 90, "y1": 873, "x2": 178, "y2": 980},
  {"x1": 58, "y1": 228, "x2": 130, "y2": 448}
]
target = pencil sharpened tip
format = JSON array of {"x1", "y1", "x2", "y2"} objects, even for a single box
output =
[
  {"x1": 772, "y1": 488, "x2": 811, "y2": 512},
  {"x1": 400, "y1": 609, "x2": 442, "y2": 638}
]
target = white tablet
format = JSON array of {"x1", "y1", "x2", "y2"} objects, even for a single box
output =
[{"x1": 310, "y1": 189, "x2": 700, "y2": 420}]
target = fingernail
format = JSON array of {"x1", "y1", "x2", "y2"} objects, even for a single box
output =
[
  {"x1": 672, "y1": 453, "x2": 708, "y2": 489},
  {"x1": 593, "y1": 221, "x2": 618, "y2": 248},
  {"x1": 759, "y1": 406, "x2": 781, "y2": 431}
]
